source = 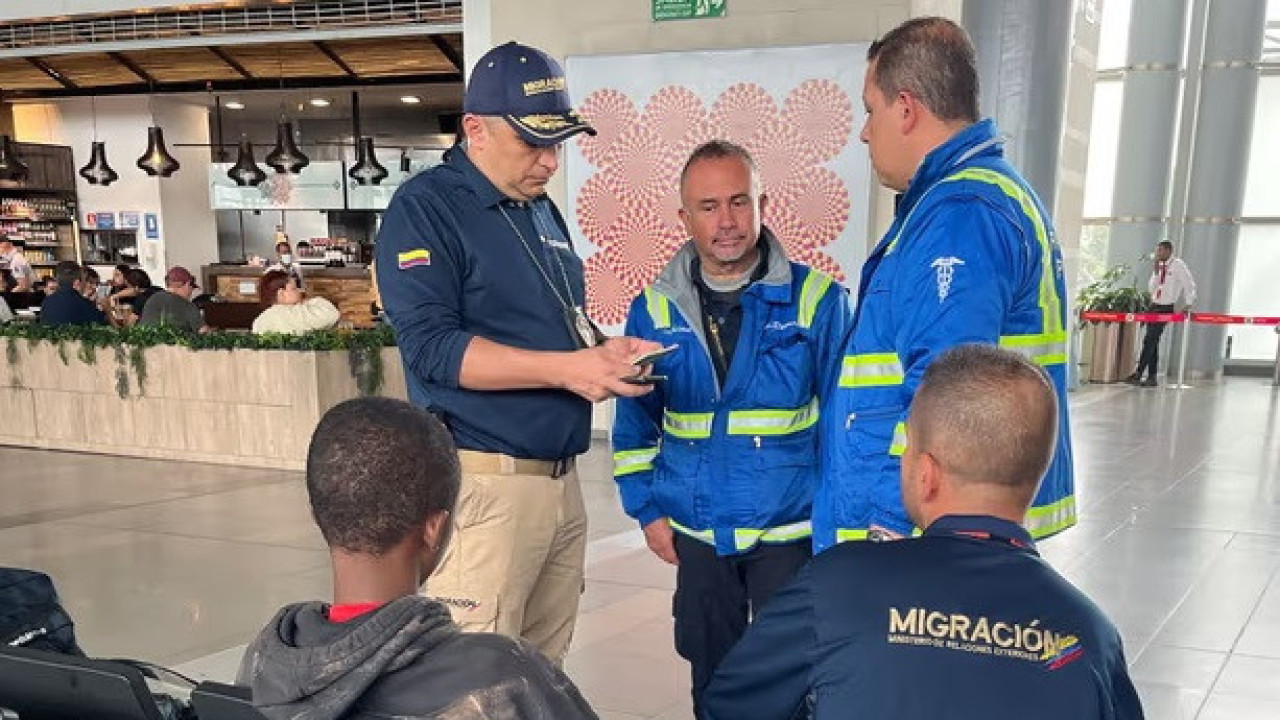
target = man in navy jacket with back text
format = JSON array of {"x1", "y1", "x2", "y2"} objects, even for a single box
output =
[{"x1": 704, "y1": 344, "x2": 1144, "y2": 720}]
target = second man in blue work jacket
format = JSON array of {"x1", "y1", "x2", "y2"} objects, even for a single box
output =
[{"x1": 612, "y1": 140, "x2": 851, "y2": 718}]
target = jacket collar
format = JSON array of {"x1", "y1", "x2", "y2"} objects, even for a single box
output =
[
  {"x1": 923, "y1": 514, "x2": 1037, "y2": 552},
  {"x1": 897, "y1": 119, "x2": 1003, "y2": 219},
  {"x1": 447, "y1": 143, "x2": 521, "y2": 209}
]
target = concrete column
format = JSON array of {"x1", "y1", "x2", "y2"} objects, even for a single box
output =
[
  {"x1": 1176, "y1": 0, "x2": 1267, "y2": 377},
  {"x1": 962, "y1": 0, "x2": 1073, "y2": 204},
  {"x1": 1105, "y1": 0, "x2": 1189, "y2": 269}
]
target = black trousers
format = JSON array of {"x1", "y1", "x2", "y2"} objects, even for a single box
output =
[
  {"x1": 673, "y1": 533, "x2": 811, "y2": 720},
  {"x1": 1134, "y1": 303, "x2": 1176, "y2": 379}
]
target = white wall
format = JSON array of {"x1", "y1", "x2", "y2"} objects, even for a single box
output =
[{"x1": 13, "y1": 96, "x2": 219, "y2": 279}]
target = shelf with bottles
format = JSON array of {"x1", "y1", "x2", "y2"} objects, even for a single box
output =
[{"x1": 0, "y1": 197, "x2": 75, "y2": 222}]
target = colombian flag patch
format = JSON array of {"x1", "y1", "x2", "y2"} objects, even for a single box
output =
[{"x1": 397, "y1": 248, "x2": 431, "y2": 269}]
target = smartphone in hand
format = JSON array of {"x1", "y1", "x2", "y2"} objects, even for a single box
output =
[{"x1": 632, "y1": 344, "x2": 679, "y2": 366}]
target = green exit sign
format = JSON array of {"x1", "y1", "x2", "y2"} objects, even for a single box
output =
[{"x1": 653, "y1": 0, "x2": 726, "y2": 21}]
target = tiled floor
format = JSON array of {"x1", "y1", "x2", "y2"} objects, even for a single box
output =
[{"x1": 2, "y1": 378, "x2": 1279, "y2": 719}]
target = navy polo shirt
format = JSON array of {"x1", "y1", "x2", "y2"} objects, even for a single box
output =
[
  {"x1": 374, "y1": 145, "x2": 591, "y2": 460},
  {"x1": 705, "y1": 514, "x2": 1144, "y2": 720},
  {"x1": 38, "y1": 287, "x2": 107, "y2": 327}
]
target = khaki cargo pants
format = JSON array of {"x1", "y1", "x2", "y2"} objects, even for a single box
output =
[{"x1": 422, "y1": 450, "x2": 587, "y2": 664}]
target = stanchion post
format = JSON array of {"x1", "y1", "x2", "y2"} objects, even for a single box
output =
[
  {"x1": 1170, "y1": 312, "x2": 1194, "y2": 389},
  {"x1": 1272, "y1": 329, "x2": 1280, "y2": 387}
]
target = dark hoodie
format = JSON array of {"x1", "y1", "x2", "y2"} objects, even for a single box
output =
[{"x1": 238, "y1": 596, "x2": 599, "y2": 720}]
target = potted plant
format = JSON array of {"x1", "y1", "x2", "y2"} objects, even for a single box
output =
[{"x1": 1076, "y1": 263, "x2": 1151, "y2": 383}]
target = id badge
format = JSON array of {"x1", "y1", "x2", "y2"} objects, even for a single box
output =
[{"x1": 565, "y1": 305, "x2": 601, "y2": 349}]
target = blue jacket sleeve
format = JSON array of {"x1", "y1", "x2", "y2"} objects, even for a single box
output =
[
  {"x1": 812, "y1": 277, "x2": 853, "y2": 401},
  {"x1": 1109, "y1": 638, "x2": 1146, "y2": 719},
  {"x1": 872, "y1": 198, "x2": 1021, "y2": 533},
  {"x1": 374, "y1": 189, "x2": 474, "y2": 391},
  {"x1": 704, "y1": 564, "x2": 817, "y2": 720},
  {"x1": 611, "y1": 294, "x2": 666, "y2": 528}
]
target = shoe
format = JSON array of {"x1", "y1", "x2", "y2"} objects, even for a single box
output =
[
  {"x1": 1124, "y1": 373, "x2": 1142, "y2": 385},
  {"x1": 1141, "y1": 378, "x2": 1158, "y2": 387}
]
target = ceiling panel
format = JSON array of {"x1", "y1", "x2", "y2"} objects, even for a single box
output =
[
  {"x1": 125, "y1": 47, "x2": 247, "y2": 83},
  {"x1": 327, "y1": 37, "x2": 455, "y2": 77},
  {"x1": 222, "y1": 43, "x2": 347, "y2": 79},
  {"x1": 43, "y1": 53, "x2": 140, "y2": 87},
  {"x1": 0, "y1": 58, "x2": 65, "y2": 90}
]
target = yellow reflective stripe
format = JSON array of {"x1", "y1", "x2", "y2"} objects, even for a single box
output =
[
  {"x1": 644, "y1": 287, "x2": 671, "y2": 329},
  {"x1": 670, "y1": 520, "x2": 715, "y2": 544},
  {"x1": 675, "y1": 521, "x2": 813, "y2": 550},
  {"x1": 663, "y1": 410, "x2": 713, "y2": 439},
  {"x1": 839, "y1": 352, "x2": 905, "y2": 388},
  {"x1": 797, "y1": 271, "x2": 833, "y2": 329},
  {"x1": 1000, "y1": 332, "x2": 1069, "y2": 366},
  {"x1": 735, "y1": 521, "x2": 813, "y2": 550},
  {"x1": 612, "y1": 448, "x2": 658, "y2": 477},
  {"x1": 943, "y1": 168, "x2": 1064, "y2": 339},
  {"x1": 888, "y1": 421, "x2": 907, "y2": 457},
  {"x1": 726, "y1": 398, "x2": 819, "y2": 436},
  {"x1": 836, "y1": 528, "x2": 870, "y2": 542},
  {"x1": 1025, "y1": 495, "x2": 1077, "y2": 539}
]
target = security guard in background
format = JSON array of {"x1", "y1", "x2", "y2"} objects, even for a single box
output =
[
  {"x1": 704, "y1": 344, "x2": 1144, "y2": 720},
  {"x1": 612, "y1": 140, "x2": 851, "y2": 718}
]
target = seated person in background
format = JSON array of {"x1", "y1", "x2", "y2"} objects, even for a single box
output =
[
  {"x1": 238, "y1": 397, "x2": 600, "y2": 720},
  {"x1": 110, "y1": 268, "x2": 161, "y2": 321},
  {"x1": 704, "y1": 345, "x2": 1144, "y2": 720},
  {"x1": 80, "y1": 267, "x2": 102, "y2": 302},
  {"x1": 137, "y1": 266, "x2": 209, "y2": 334},
  {"x1": 39, "y1": 261, "x2": 107, "y2": 327},
  {"x1": 40, "y1": 277, "x2": 59, "y2": 295},
  {"x1": 108, "y1": 263, "x2": 131, "y2": 297},
  {"x1": 251, "y1": 269, "x2": 340, "y2": 335}
]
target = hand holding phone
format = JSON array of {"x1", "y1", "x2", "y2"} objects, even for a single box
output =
[{"x1": 632, "y1": 344, "x2": 679, "y2": 367}]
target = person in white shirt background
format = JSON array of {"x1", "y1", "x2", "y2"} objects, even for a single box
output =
[
  {"x1": 1127, "y1": 240, "x2": 1197, "y2": 387},
  {"x1": 0, "y1": 237, "x2": 36, "y2": 292},
  {"x1": 251, "y1": 269, "x2": 340, "y2": 335}
]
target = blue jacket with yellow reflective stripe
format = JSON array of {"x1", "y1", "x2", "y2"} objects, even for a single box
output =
[
  {"x1": 612, "y1": 229, "x2": 852, "y2": 556},
  {"x1": 813, "y1": 120, "x2": 1076, "y2": 552}
]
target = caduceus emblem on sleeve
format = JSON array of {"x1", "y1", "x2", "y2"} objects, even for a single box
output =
[{"x1": 930, "y1": 257, "x2": 966, "y2": 302}]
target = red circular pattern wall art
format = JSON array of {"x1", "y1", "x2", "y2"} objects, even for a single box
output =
[{"x1": 577, "y1": 79, "x2": 855, "y2": 325}]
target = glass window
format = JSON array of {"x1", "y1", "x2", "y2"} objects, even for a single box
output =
[
  {"x1": 1083, "y1": 80, "x2": 1124, "y2": 219},
  {"x1": 1097, "y1": 0, "x2": 1133, "y2": 70},
  {"x1": 1227, "y1": 224, "x2": 1280, "y2": 361},
  {"x1": 1242, "y1": 76, "x2": 1280, "y2": 217}
]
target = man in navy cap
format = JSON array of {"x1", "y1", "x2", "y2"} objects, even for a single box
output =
[{"x1": 375, "y1": 41, "x2": 657, "y2": 664}]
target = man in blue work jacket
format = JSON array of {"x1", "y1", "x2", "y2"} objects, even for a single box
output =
[
  {"x1": 705, "y1": 344, "x2": 1144, "y2": 720},
  {"x1": 612, "y1": 140, "x2": 851, "y2": 717},
  {"x1": 375, "y1": 41, "x2": 656, "y2": 665},
  {"x1": 815, "y1": 16, "x2": 1075, "y2": 550}
]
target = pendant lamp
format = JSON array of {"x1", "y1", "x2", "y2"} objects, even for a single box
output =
[
  {"x1": 0, "y1": 135, "x2": 30, "y2": 182},
  {"x1": 79, "y1": 142, "x2": 120, "y2": 186},
  {"x1": 348, "y1": 137, "x2": 388, "y2": 185},
  {"x1": 79, "y1": 97, "x2": 118, "y2": 186},
  {"x1": 136, "y1": 126, "x2": 180, "y2": 177},
  {"x1": 265, "y1": 120, "x2": 310, "y2": 174},
  {"x1": 228, "y1": 138, "x2": 267, "y2": 187}
]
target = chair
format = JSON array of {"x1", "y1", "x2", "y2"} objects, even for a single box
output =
[
  {"x1": 191, "y1": 682, "x2": 267, "y2": 720},
  {"x1": 0, "y1": 645, "x2": 163, "y2": 720}
]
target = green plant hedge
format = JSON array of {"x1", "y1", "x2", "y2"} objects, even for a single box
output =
[{"x1": 1, "y1": 323, "x2": 397, "y2": 398}]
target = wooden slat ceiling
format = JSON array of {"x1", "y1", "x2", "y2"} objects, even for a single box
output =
[
  {"x1": 327, "y1": 37, "x2": 456, "y2": 77},
  {"x1": 127, "y1": 48, "x2": 248, "y2": 83},
  {"x1": 0, "y1": 33, "x2": 461, "y2": 96}
]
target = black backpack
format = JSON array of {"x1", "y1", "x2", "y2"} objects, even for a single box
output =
[{"x1": 0, "y1": 567, "x2": 85, "y2": 656}]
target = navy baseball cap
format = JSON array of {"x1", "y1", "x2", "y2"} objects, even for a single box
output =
[{"x1": 464, "y1": 41, "x2": 597, "y2": 147}]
